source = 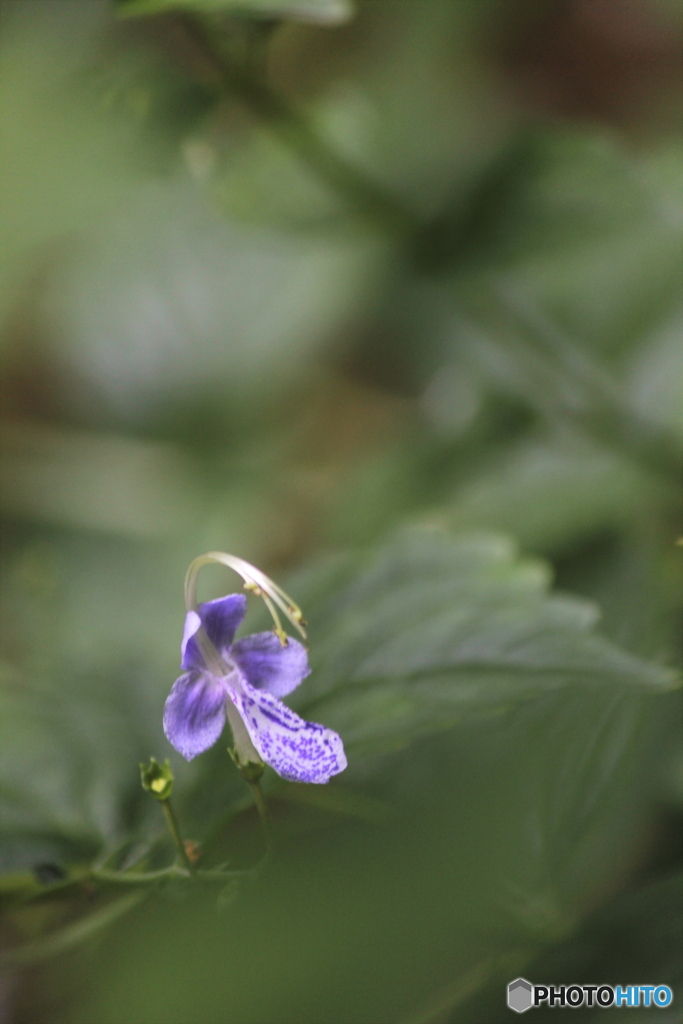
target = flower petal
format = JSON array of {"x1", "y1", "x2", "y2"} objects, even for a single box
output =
[
  {"x1": 163, "y1": 671, "x2": 228, "y2": 760},
  {"x1": 181, "y1": 594, "x2": 247, "y2": 670},
  {"x1": 231, "y1": 632, "x2": 310, "y2": 698},
  {"x1": 226, "y1": 677, "x2": 346, "y2": 784}
]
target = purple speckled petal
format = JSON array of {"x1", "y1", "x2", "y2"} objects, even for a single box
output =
[
  {"x1": 164, "y1": 670, "x2": 228, "y2": 760},
  {"x1": 226, "y1": 676, "x2": 346, "y2": 784},
  {"x1": 231, "y1": 632, "x2": 310, "y2": 698},
  {"x1": 181, "y1": 594, "x2": 247, "y2": 670}
]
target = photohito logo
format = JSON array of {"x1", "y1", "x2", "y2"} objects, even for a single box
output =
[{"x1": 507, "y1": 979, "x2": 674, "y2": 1013}]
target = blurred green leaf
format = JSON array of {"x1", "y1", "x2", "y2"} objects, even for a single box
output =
[
  {"x1": 0, "y1": 678, "x2": 149, "y2": 870},
  {"x1": 458, "y1": 871, "x2": 683, "y2": 1023},
  {"x1": 628, "y1": 308, "x2": 683, "y2": 440},
  {"x1": 445, "y1": 434, "x2": 659, "y2": 555},
  {"x1": 115, "y1": 0, "x2": 354, "y2": 25},
  {"x1": 442, "y1": 132, "x2": 683, "y2": 356},
  {"x1": 287, "y1": 530, "x2": 678, "y2": 756},
  {"x1": 60, "y1": 689, "x2": 674, "y2": 1024},
  {"x1": 0, "y1": 3, "x2": 146, "y2": 328},
  {"x1": 213, "y1": 102, "x2": 356, "y2": 225},
  {"x1": 23, "y1": 187, "x2": 380, "y2": 429},
  {"x1": 0, "y1": 0, "x2": 680, "y2": 1015},
  {"x1": 0, "y1": 422, "x2": 204, "y2": 538}
]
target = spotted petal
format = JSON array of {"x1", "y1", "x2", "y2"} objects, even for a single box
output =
[
  {"x1": 231, "y1": 632, "x2": 310, "y2": 698},
  {"x1": 163, "y1": 670, "x2": 228, "y2": 760},
  {"x1": 227, "y1": 677, "x2": 346, "y2": 784},
  {"x1": 181, "y1": 594, "x2": 247, "y2": 670}
]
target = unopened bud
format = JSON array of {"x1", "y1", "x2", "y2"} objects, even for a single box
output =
[{"x1": 140, "y1": 757, "x2": 174, "y2": 800}]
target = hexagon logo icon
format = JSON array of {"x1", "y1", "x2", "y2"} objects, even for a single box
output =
[{"x1": 508, "y1": 978, "x2": 534, "y2": 1013}]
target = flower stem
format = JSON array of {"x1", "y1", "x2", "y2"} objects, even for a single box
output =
[
  {"x1": 161, "y1": 798, "x2": 195, "y2": 875},
  {"x1": 248, "y1": 780, "x2": 273, "y2": 857}
]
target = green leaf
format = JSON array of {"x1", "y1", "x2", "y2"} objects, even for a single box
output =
[
  {"x1": 444, "y1": 130, "x2": 683, "y2": 357},
  {"x1": 445, "y1": 434, "x2": 659, "y2": 555},
  {"x1": 0, "y1": 667, "x2": 158, "y2": 871},
  {"x1": 115, "y1": 0, "x2": 354, "y2": 25},
  {"x1": 458, "y1": 871, "x2": 683, "y2": 1023},
  {"x1": 287, "y1": 530, "x2": 678, "y2": 755}
]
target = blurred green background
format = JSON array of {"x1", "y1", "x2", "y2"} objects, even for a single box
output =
[{"x1": 0, "y1": 0, "x2": 682, "y2": 1021}]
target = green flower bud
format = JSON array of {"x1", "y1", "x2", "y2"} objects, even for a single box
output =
[{"x1": 140, "y1": 757, "x2": 174, "y2": 800}]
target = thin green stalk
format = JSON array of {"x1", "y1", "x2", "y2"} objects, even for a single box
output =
[
  {"x1": 0, "y1": 891, "x2": 147, "y2": 969},
  {"x1": 161, "y1": 798, "x2": 195, "y2": 874},
  {"x1": 91, "y1": 865, "x2": 189, "y2": 885},
  {"x1": 196, "y1": 866, "x2": 259, "y2": 882},
  {"x1": 200, "y1": 788, "x2": 257, "y2": 850},
  {"x1": 248, "y1": 779, "x2": 273, "y2": 857},
  {"x1": 92, "y1": 865, "x2": 256, "y2": 886},
  {"x1": 177, "y1": 14, "x2": 417, "y2": 236}
]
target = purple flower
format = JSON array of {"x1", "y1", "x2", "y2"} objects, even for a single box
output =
[{"x1": 164, "y1": 593, "x2": 346, "y2": 784}]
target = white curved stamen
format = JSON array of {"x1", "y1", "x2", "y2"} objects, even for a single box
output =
[{"x1": 184, "y1": 552, "x2": 307, "y2": 645}]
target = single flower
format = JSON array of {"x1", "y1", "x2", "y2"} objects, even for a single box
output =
[{"x1": 164, "y1": 593, "x2": 346, "y2": 784}]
